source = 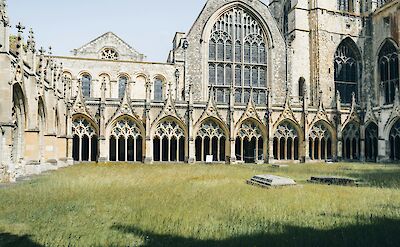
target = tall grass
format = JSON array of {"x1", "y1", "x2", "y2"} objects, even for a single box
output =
[{"x1": 0, "y1": 163, "x2": 400, "y2": 246}]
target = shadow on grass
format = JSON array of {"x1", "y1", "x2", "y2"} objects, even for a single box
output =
[
  {"x1": 0, "y1": 232, "x2": 42, "y2": 247},
  {"x1": 111, "y1": 217, "x2": 400, "y2": 247}
]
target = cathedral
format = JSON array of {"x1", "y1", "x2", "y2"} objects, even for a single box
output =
[{"x1": 0, "y1": 0, "x2": 399, "y2": 182}]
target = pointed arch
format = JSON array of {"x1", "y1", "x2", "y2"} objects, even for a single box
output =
[
  {"x1": 235, "y1": 118, "x2": 266, "y2": 163},
  {"x1": 38, "y1": 97, "x2": 46, "y2": 163},
  {"x1": 72, "y1": 114, "x2": 99, "y2": 162},
  {"x1": 12, "y1": 83, "x2": 27, "y2": 164},
  {"x1": 389, "y1": 119, "x2": 400, "y2": 161},
  {"x1": 194, "y1": 117, "x2": 229, "y2": 162},
  {"x1": 342, "y1": 122, "x2": 360, "y2": 161},
  {"x1": 334, "y1": 37, "x2": 362, "y2": 104},
  {"x1": 309, "y1": 120, "x2": 335, "y2": 161},
  {"x1": 378, "y1": 39, "x2": 399, "y2": 105},
  {"x1": 273, "y1": 119, "x2": 302, "y2": 161},
  {"x1": 365, "y1": 122, "x2": 378, "y2": 162}
]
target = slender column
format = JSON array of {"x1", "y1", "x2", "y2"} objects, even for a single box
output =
[
  {"x1": 79, "y1": 137, "x2": 82, "y2": 162},
  {"x1": 168, "y1": 138, "x2": 171, "y2": 162},
  {"x1": 311, "y1": 140, "x2": 315, "y2": 160},
  {"x1": 133, "y1": 137, "x2": 136, "y2": 162},
  {"x1": 241, "y1": 138, "x2": 244, "y2": 161},
  {"x1": 217, "y1": 138, "x2": 220, "y2": 162},
  {"x1": 324, "y1": 139, "x2": 328, "y2": 160},
  {"x1": 350, "y1": 139, "x2": 353, "y2": 160},
  {"x1": 356, "y1": 139, "x2": 359, "y2": 160},
  {"x1": 284, "y1": 139, "x2": 287, "y2": 160},
  {"x1": 159, "y1": 139, "x2": 162, "y2": 162},
  {"x1": 116, "y1": 137, "x2": 119, "y2": 161},
  {"x1": 88, "y1": 137, "x2": 92, "y2": 162},
  {"x1": 201, "y1": 138, "x2": 204, "y2": 162},
  {"x1": 255, "y1": 138, "x2": 259, "y2": 162},
  {"x1": 125, "y1": 137, "x2": 128, "y2": 162},
  {"x1": 318, "y1": 139, "x2": 321, "y2": 160},
  {"x1": 277, "y1": 140, "x2": 280, "y2": 160},
  {"x1": 177, "y1": 139, "x2": 180, "y2": 162},
  {"x1": 209, "y1": 139, "x2": 212, "y2": 159},
  {"x1": 291, "y1": 139, "x2": 295, "y2": 161}
]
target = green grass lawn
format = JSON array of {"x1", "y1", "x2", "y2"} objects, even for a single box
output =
[{"x1": 1, "y1": 163, "x2": 400, "y2": 247}]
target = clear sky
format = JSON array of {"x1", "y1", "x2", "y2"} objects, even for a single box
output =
[{"x1": 8, "y1": 0, "x2": 268, "y2": 62}]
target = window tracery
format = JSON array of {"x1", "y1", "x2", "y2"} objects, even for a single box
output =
[
  {"x1": 337, "y1": 0, "x2": 354, "y2": 12},
  {"x1": 379, "y1": 42, "x2": 399, "y2": 105},
  {"x1": 196, "y1": 121, "x2": 226, "y2": 162},
  {"x1": 273, "y1": 122, "x2": 299, "y2": 161},
  {"x1": 309, "y1": 123, "x2": 332, "y2": 160},
  {"x1": 101, "y1": 48, "x2": 119, "y2": 60},
  {"x1": 390, "y1": 120, "x2": 400, "y2": 161},
  {"x1": 208, "y1": 7, "x2": 267, "y2": 104},
  {"x1": 72, "y1": 118, "x2": 98, "y2": 162},
  {"x1": 153, "y1": 121, "x2": 185, "y2": 162},
  {"x1": 342, "y1": 122, "x2": 360, "y2": 160},
  {"x1": 334, "y1": 39, "x2": 360, "y2": 104},
  {"x1": 109, "y1": 117, "x2": 142, "y2": 162},
  {"x1": 235, "y1": 121, "x2": 263, "y2": 163}
]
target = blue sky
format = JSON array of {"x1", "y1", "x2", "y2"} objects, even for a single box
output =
[{"x1": 8, "y1": 0, "x2": 268, "y2": 62}]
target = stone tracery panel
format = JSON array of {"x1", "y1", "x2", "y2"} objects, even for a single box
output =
[
  {"x1": 208, "y1": 6, "x2": 267, "y2": 104},
  {"x1": 195, "y1": 120, "x2": 226, "y2": 162},
  {"x1": 390, "y1": 120, "x2": 400, "y2": 161},
  {"x1": 235, "y1": 120, "x2": 263, "y2": 163},
  {"x1": 72, "y1": 117, "x2": 98, "y2": 162},
  {"x1": 309, "y1": 122, "x2": 332, "y2": 160},
  {"x1": 342, "y1": 122, "x2": 360, "y2": 160},
  {"x1": 273, "y1": 122, "x2": 299, "y2": 161},
  {"x1": 153, "y1": 120, "x2": 185, "y2": 162}
]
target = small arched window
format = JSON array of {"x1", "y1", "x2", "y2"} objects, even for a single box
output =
[
  {"x1": 379, "y1": 41, "x2": 399, "y2": 105},
  {"x1": 154, "y1": 78, "x2": 163, "y2": 101},
  {"x1": 283, "y1": 0, "x2": 291, "y2": 36},
  {"x1": 118, "y1": 76, "x2": 128, "y2": 98},
  {"x1": 81, "y1": 74, "x2": 92, "y2": 98},
  {"x1": 338, "y1": 0, "x2": 354, "y2": 12}
]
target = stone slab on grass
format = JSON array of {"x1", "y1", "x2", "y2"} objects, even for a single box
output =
[
  {"x1": 272, "y1": 164, "x2": 289, "y2": 168},
  {"x1": 247, "y1": 175, "x2": 297, "y2": 188},
  {"x1": 308, "y1": 176, "x2": 361, "y2": 186}
]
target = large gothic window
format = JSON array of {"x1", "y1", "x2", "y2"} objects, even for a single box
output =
[
  {"x1": 342, "y1": 122, "x2": 360, "y2": 160},
  {"x1": 81, "y1": 74, "x2": 92, "y2": 98},
  {"x1": 390, "y1": 120, "x2": 400, "y2": 161},
  {"x1": 118, "y1": 76, "x2": 128, "y2": 99},
  {"x1": 273, "y1": 122, "x2": 299, "y2": 161},
  {"x1": 334, "y1": 39, "x2": 360, "y2": 104},
  {"x1": 379, "y1": 41, "x2": 399, "y2": 105},
  {"x1": 153, "y1": 121, "x2": 185, "y2": 162},
  {"x1": 309, "y1": 122, "x2": 333, "y2": 161},
  {"x1": 208, "y1": 7, "x2": 268, "y2": 104},
  {"x1": 72, "y1": 118, "x2": 98, "y2": 162},
  {"x1": 337, "y1": 0, "x2": 354, "y2": 12},
  {"x1": 109, "y1": 117, "x2": 143, "y2": 162},
  {"x1": 365, "y1": 123, "x2": 378, "y2": 162},
  {"x1": 195, "y1": 120, "x2": 226, "y2": 162},
  {"x1": 235, "y1": 121, "x2": 264, "y2": 163}
]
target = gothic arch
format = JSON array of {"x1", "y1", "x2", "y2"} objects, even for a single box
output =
[
  {"x1": 12, "y1": 83, "x2": 27, "y2": 164},
  {"x1": 334, "y1": 37, "x2": 362, "y2": 104},
  {"x1": 195, "y1": 117, "x2": 229, "y2": 162},
  {"x1": 152, "y1": 117, "x2": 187, "y2": 162},
  {"x1": 342, "y1": 122, "x2": 360, "y2": 161},
  {"x1": 107, "y1": 115, "x2": 144, "y2": 162},
  {"x1": 38, "y1": 97, "x2": 46, "y2": 163},
  {"x1": 201, "y1": 2, "x2": 275, "y2": 100},
  {"x1": 273, "y1": 119, "x2": 302, "y2": 161},
  {"x1": 235, "y1": 118, "x2": 266, "y2": 163},
  {"x1": 377, "y1": 39, "x2": 399, "y2": 105},
  {"x1": 389, "y1": 119, "x2": 400, "y2": 161},
  {"x1": 365, "y1": 122, "x2": 378, "y2": 162},
  {"x1": 72, "y1": 114, "x2": 99, "y2": 162},
  {"x1": 308, "y1": 121, "x2": 335, "y2": 161}
]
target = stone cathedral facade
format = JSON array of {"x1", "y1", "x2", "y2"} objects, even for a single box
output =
[{"x1": 0, "y1": 0, "x2": 399, "y2": 181}]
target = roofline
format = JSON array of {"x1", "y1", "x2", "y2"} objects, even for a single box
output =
[{"x1": 50, "y1": 55, "x2": 175, "y2": 66}]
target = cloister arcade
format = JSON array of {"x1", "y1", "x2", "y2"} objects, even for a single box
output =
[
  {"x1": 72, "y1": 116, "x2": 99, "y2": 162},
  {"x1": 273, "y1": 121, "x2": 300, "y2": 161},
  {"x1": 309, "y1": 122, "x2": 333, "y2": 161},
  {"x1": 235, "y1": 120, "x2": 265, "y2": 163},
  {"x1": 153, "y1": 119, "x2": 186, "y2": 162},
  {"x1": 195, "y1": 120, "x2": 227, "y2": 162}
]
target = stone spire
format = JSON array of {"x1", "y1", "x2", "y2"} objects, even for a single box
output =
[
  {"x1": 27, "y1": 28, "x2": 36, "y2": 52},
  {"x1": 0, "y1": 0, "x2": 9, "y2": 27}
]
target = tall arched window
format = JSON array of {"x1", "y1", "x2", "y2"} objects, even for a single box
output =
[
  {"x1": 153, "y1": 121, "x2": 185, "y2": 162},
  {"x1": 342, "y1": 122, "x2": 360, "y2": 161},
  {"x1": 309, "y1": 122, "x2": 333, "y2": 161},
  {"x1": 38, "y1": 99, "x2": 46, "y2": 163},
  {"x1": 390, "y1": 120, "x2": 400, "y2": 161},
  {"x1": 273, "y1": 122, "x2": 299, "y2": 161},
  {"x1": 118, "y1": 76, "x2": 128, "y2": 99},
  {"x1": 72, "y1": 118, "x2": 98, "y2": 162},
  {"x1": 334, "y1": 39, "x2": 360, "y2": 104},
  {"x1": 154, "y1": 78, "x2": 163, "y2": 101},
  {"x1": 379, "y1": 41, "x2": 399, "y2": 105},
  {"x1": 208, "y1": 7, "x2": 268, "y2": 104},
  {"x1": 81, "y1": 74, "x2": 92, "y2": 98},
  {"x1": 195, "y1": 120, "x2": 226, "y2": 162},
  {"x1": 235, "y1": 121, "x2": 264, "y2": 163},
  {"x1": 109, "y1": 117, "x2": 142, "y2": 162},
  {"x1": 12, "y1": 84, "x2": 26, "y2": 164}
]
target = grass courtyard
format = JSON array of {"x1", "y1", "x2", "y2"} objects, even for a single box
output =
[{"x1": 0, "y1": 163, "x2": 400, "y2": 247}]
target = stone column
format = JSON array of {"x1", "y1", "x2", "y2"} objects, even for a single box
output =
[
  {"x1": 144, "y1": 79, "x2": 153, "y2": 164},
  {"x1": 187, "y1": 84, "x2": 195, "y2": 163}
]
